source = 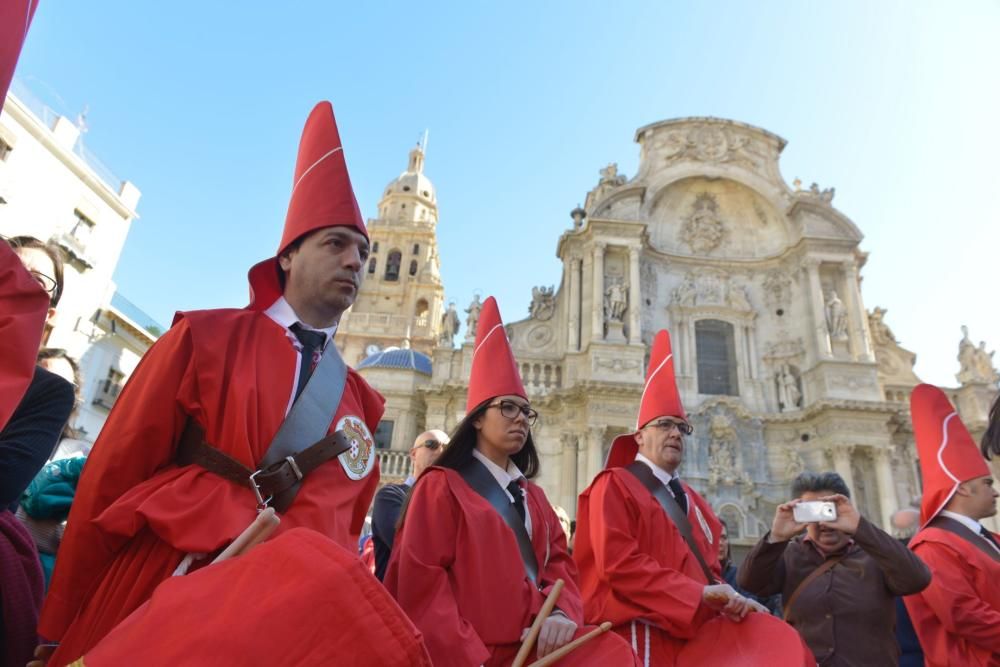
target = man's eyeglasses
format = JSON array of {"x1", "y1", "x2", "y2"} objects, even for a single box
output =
[
  {"x1": 30, "y1": 270, "x2": 57, "y2": 294},
  {"x1": 647, "y1": 418, "x2": 694, "y2": 436},
  {"x1": 418, "y1": 439, "x2": 444, "y2": 451},
  {"x1": 487, "y1": 400, "x2": 538, "y2": 427}
]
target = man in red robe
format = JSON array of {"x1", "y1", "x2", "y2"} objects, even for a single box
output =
[
  {"x1": 574, "y1": 329, "x2": 814, "y2": 667},
  {"x1": 38, "y1": 102, "x2": 385, "y2": 664},
  {"x1": 386, "y1": 297, "x2": 638, "y2": 666},
  {"x1": 903, "y1": 384, "x2": 1000, "y2": 667}
]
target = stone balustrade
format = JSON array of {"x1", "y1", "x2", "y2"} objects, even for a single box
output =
[
  {"x1": 378, "y1": 449, "x2": 412, "y2": 481},
  {"x1": 519, "y1": 360, "x2": 563, "y2": 396}
]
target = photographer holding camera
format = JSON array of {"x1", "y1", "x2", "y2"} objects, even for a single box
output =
[{"x1": 737, "y1": 471, "x2": 930, "y2": 666}]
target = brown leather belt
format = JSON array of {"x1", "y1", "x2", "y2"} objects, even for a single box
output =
[{"x1": 176, "y1": 419, "x2": 351, "y2": 513}]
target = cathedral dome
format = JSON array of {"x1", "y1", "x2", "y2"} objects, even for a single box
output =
[
  {"x1": 358, "y1": 347, "x2": 433, "y2": 376},
  {"x1": 381, "y1": 145, "x2": 436, "y2": 206}
]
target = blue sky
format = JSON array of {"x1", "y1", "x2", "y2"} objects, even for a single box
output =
[{"x1": 13, "y1": 1, "x2": 1000, "y2": 387}]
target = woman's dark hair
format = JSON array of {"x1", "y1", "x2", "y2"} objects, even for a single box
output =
[
  {"x1": 36, "y1": 347, "x2": 82, "y2": 441},
  {"x1": 396, "y1": 397, "x2": 540, "y2": 531},
  {"x1": 982, "y1": 393, "x2": 1000, "y2": 460},
  {"x1": 791, "y1": 471, "x2": 851, "y2": 499},
  {"x1": 9, "y1": 235, "x2": 65, "y2": 306}
]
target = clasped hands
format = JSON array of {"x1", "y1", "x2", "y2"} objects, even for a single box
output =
[
  {"x1": 519, "y1": 611, "x2": 577, "y2": 658},
  {"x1": 702, "y1": 583, "x2": 768, "y2": 621}
]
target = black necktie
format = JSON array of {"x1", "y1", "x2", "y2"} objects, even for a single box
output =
[
  {"x1": 507, "y1": 480, "x2": 526, "y2": 525},
  {"x1": 980, "y1": 525, "x2": 1000, "y2": 550},
  {"x1": 289, "y1": 323, "x2": 326, "y2": 400},
  {"x1": 668, "y1": 478, "x2": 688, "y2": 515}
]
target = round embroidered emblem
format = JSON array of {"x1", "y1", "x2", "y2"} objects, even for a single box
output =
[{"x1": 336, "y1": 415, "x2": 376, "y2": 481}]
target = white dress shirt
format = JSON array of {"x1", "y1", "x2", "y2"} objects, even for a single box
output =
[
  {"x1": 472, "y1": 448, "x2": 532, "y2": 536},
  {"x1": 940, "y1": 509, "x2": 1000, "y2": 554},
  {"x1": 264, "y1": 296, "x2": 338, "y2": 414}
]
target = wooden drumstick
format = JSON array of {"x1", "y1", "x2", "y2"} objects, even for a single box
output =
[
  {"x1": 512, "y1": 579, "x2": 565, "y2": 667},
  {"x1": 211, "y1": 507, "x2": 280, "y2": 564},
  {"x1": 526, "y1": 621, "x2": 613, "y2": 667}
]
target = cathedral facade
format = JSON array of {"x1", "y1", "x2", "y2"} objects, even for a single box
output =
[{"x1": 337, "y1": 118, "x2": 1000, "y2": 546}]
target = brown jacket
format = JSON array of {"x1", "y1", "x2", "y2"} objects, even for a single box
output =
[{"x1": 737, "y1": 516, "x2": 931, "y2": 667}]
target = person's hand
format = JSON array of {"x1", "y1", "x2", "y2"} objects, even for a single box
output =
[
  {"x1": 702, "y1": 584, "x2": 755, "y2": 622},
  {"x1": 26, "y1": 643, "x2": 57, "y2": 667},
  {"x1": 770, "y1": 499, "x2": 807, "y2": 542},
  {"x1": 520, "y1": 612, "x2": 577, "y2": 658},
  {"x1": 817, "y1": 493, "x2": 861, "y2": 535}
]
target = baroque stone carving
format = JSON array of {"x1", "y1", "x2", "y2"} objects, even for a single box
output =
[
  {"x1": 670, "y1": 270, "x2": 751, "y2": 314},
  {"x1": 868, "y1": 307, "x2": 897, "y2": 346},
  {"x1": 764, "y1": 337, "x2": 805, "y2": 361},
  {"x1": 655, "y1": 124, "x2": 762, "y2": 169},
  {"x1": 593, "y1": 357, "x2": 641, "y2": 373},
  {"x1": 762, "y1": 270, "x2": 792, "y2": 308},
  {"x1": 784, "y1": 447, "x2": 805, "y2": 478},
  {"x1": 776, "y1": 364, "x2": 802, "y2": 412},
  {"x1": 584, "y1": 163, "x2": 628, "y2": 212},
  {"x1": 604, "y1": 279, "x2": 629, "y2": 323},
  {"x1": 680, "y1": 192, "x2": 726, "y2": 254},
  {"x1": 825, "y1": 290, "x2": 848, "y2": 341},
  {"x1": 526, "y1": 324, "x2": 554, "y2": 348},
  {"x1": 529, "y1": 285, "x2": 556, "y2": 321},
  {"x1": 707, "y1": 413, "x2": 750, "y2": 487},
  {"x1": 439, "y1": 301, "x2": 460, "y2": 347},
  {"x1": 464, "y1": 294, "x2": 482, "y2": 341},
  {"x1": 957, "y1": 325, "x2": 999, "y2": 384}
]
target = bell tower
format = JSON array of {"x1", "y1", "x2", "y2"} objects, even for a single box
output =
[{"x1": 336, "y1": 141, "x2": 446, "y2": 365}]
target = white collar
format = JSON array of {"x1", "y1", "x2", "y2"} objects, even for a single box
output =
[
  {"x1": 264, "y1": 296, "x2": 337, "y2": 346},
  {"x1": 940, "y1": 510, "x2": 989, "y2": 536},
  {"x1": 635, "y1": 452, "x2": 678, "y2": 486},
  {"x1": 403, "y1": 476, "x2": 415, "y2": 487},
  {"x1": 472, "y1": 448, "x2": 525, "y2": 489}
]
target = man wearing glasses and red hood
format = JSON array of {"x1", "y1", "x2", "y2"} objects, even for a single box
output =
[
  {"x1": 38, "y1": 102, "x2": 388, "y2": 664},
  {"x1": 573, "y1": 329, "x2": 814, "y2": 666}
]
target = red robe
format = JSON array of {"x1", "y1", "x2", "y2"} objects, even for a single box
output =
[
  {"x1": 0, "y1": 243, "x2": 49, "y2": 429},
  {"x1": 39, "y1": 308, "x2": 384, "y2": 663},
  {"x1": 576, "y1": 468, "x2": 814, "y2": 667},
  {"x1": 903, "y1": 525, "x2": 1000, "y2": 667},
  {"x1": 80, "y1": 528, "x2": 432, "y2": 667},
  {"x1": 385, "y1": 467, "x2": 639, "y2": 667}
]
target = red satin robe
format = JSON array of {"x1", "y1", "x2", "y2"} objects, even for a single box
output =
[
  {"x1": 39, "y1": 308, "x2": 384, "y2": 663},
  {"x1": 903, "y1": 525, "x2": 1000, "y2": 667},
  {"x1": 80, "y1": 528, "x2": 432, "y2": 667},
  {"x1": 385, "y1": 467, "x2": 639, "y2": 667},
  {"x1": 0, "y1": 243, "x2": 49, "y2": 429},
  {"x1": 574, "y1": 468, "x2": 722, "y2": 665}
]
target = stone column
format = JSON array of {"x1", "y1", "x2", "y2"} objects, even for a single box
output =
[
  {"x1": 587, "y1": 425, "x2": 606, "y2": 486},
  {"x1": 567, "y1": 257, "x2": 581, "y2": 352},
  {"x1": 842, "y1": 260, "x2": 875, "y2": 362},
  {"x1": 628, "y1": 246, "x2": 642, "y2": 344},
  {"x1": 873, "y1": 447, "x2": 896, "y2": 530},
  {"x1": 829, "y1": 446, "x2": 856, "y2": 496},
  {"x1": 560, "y1": 433, "x2": 579, "y2": 517},
  {"x1": 592, "y1": 243, "x2": 606, "y2": 342},
  {"x1": 804, "y1": 258, "x2": 832, "y2": 360}
]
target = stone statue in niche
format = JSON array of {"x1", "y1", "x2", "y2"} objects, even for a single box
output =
[
  {"x1": 868, "y1": 307, "x2": 897, "y2": 346},
  {"x1": 776, "y1": 364, "x2": 802, "y2": 412},
  {"x1": 604, "y1": 280, "x2": 629, "y2": 322},
  {"x1": 464, "y1": 294, "x2": 482, "y2": 341},
  {"x1": 825, "y1": 290, "x2": 848, "y2": 341},
  {"x1": 529, "y1": 285, "x2": 556, "y2": 321},
  {"x1": 680, "y1": 192, "x2": 726, "y2": 254},
  {"x1": 784, "y1": 446, "x2": 805, "y2": 478},
  {"x1": 707, "y1": 414, "x2": 742, "y2": 486},
  {"x1": 439, "y1": 302, "x2": 460, "y2": 346}
]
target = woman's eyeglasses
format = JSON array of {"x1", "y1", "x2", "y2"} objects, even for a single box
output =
[{"x1": 487, "y1": 400, "x2": 538, "y2": 427}]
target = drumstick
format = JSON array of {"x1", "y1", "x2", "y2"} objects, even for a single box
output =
[
  {"x1": 526, "y1": 621, "x2": 613, "y2": 667},
  {"x1": 512, "y1": 579, "x2": 565, "y2": 667},
  {"x1": 211, "y1": 507, "x2": 280, "y2": 564}
]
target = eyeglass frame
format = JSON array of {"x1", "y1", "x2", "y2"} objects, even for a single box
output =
[
  {"x1": 645, "y1": 418, "x2": 694, "y2": 436},
  {"x1": 486, "y1": 399, "x2": 539, "y2": 427},
  {"x1": 417, "y1": 439, "x2": 444, "y2": 451},
  {"x1": 29, "y1": 270, "x2": 58, "y2": 294}
]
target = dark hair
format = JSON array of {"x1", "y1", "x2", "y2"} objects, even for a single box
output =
[
  {"x1": 10, "y1": 235, "x2": 65, "y2": 306},
  {"x1": 791, "y1": 471, "x2": 851, "y2": 499},
  {"x1": 982, "y1": 393, "x2": 1000, "y2": 460},
  {"x1": 396, "y1": 397, "x2": 541, "y2": 531},
  {"x1": 36, "y1": 347, "x2": 82, "y2": 440}
]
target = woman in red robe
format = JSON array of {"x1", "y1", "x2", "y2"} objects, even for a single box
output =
[{"x1": 385, "y1": 297, "x2": 637, "y2": 667}]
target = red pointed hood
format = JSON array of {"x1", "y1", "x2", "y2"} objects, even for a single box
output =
[
  {"x1": 910, "y1": 383, "x2": 990, "y2": 526},
  {"x1": 247, "y1": 101, "x2": 368, "y2": 311},
  {"x1": 606, "y1": 329, "x2": 686, "y2": 468},
  {"x1": 0, "y1": 0, "x2": 39, "y2": 102},
  {"x1": 465, "y1": 297, "x2": 525, "y2": 413}
]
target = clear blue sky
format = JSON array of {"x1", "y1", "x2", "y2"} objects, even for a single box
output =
[{"x1": 13, "y1": 1, "x2": 1000, "y2": 387}]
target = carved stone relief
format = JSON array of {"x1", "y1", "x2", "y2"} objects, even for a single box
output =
[
  {"x1": 653, "y1": 124, "x2": 766, "y2": 170},
  {"x1": 775, "y1": 364, "x2": 803, "y2": 412},
  {"x1": 957, "y1": 325, "x2": 1000, "y2": 385},
  {"x1": 762, "y1": 270, "x2": 792, "y2": 309},
  {"x1": 670, "y1": 269, "x2": 752, "y2": 313},
  {"x1": 679, "y1": 192, "x2": 726, "y2": 254},
  {"x1": 526, "y1": 324, "x2": 554, "y2": 348},
  {"x1": 529, "y1": 285, "x2": 556, "y2": 321}
]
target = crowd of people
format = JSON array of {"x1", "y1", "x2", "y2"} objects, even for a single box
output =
[{"x1": 3, "y1": 14, "x2": 1000, "y2": 667}]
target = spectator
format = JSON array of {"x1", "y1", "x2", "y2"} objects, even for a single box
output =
[
  {"x1": 370, "y1": 429, "x2": 448, "y2": 581},
  {"x1": 718, "y1": 518, "x2": 781, "y2": 616},
  {"x1": 738, "y1": 471, "x2": 931, "y2": 666},
  {"x1": 890, "y1": 507, "x2": 925, "y2": 667}
]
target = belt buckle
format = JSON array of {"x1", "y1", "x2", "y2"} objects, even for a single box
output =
[
  {"x1": 248, "y1": 469, "x2": 272, "y2": 513},
  {"x1": 284, "y1": 455, "x2": 304, "y2": 481}
]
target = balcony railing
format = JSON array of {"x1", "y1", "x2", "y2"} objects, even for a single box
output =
[
  {"x1": 518, "y1": 360, "x2": 563, "y2": 396},
  {"x1": 344, "y1": 312, "x2": 432, "y2": 338},
  {"x1": 377, "y1": 449, "x2": 412, "y2": 481}
]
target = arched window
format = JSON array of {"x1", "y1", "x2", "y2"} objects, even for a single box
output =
[
  {"x1": 367, "y1": 258, "x2": 377, "y2": 274},
  {"x1": 408, "y1": 260, "x2": 418, "y2": 276},
  {"x1": 385, "y1": 250, "x2": 402, "y2": 281},
  {"x1": 372, "y1": 242, "x2": 379, "y2": 253},
  {"x1": 695, "y1": 319, "x2": 738, "y2": 396},
  {"x1": 415, "y1": 299, "x2": 429, "y2": 318}
]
